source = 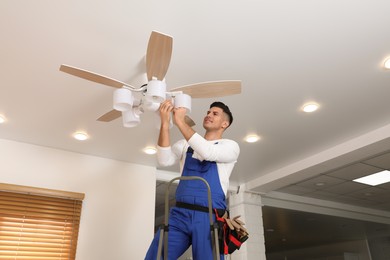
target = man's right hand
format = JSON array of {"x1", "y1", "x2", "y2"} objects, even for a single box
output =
[{"x1": 159, "y1": 100, "x2": 174, "y2": 128}]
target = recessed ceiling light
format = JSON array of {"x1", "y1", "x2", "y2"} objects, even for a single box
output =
[
  {"x1": 302, "y1": 103, "x2": 319, "y2": 113},
  {"x1": 353, "y1": 170, "x2": 390, "y2": 186},
  {"x1": 384, "y1": 58, "x2": 390, "y2": 69},
  {"x1": 245, "y1": 134, "x2": 260, "y2": 143},
  {"x1": 0, "y1": 115, "x2": 6, "y2": 124},
  {"x1": 73, "y1": 132, "x2": 89, "y2": 141},
  {"x1": 143, "y1": 146, "x2": 157, "y2": 155}
]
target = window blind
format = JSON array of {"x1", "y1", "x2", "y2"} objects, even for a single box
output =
[{"x1": 0, "y1": 185, "x2": 83, "y2": 260}]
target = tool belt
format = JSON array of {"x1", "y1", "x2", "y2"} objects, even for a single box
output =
[
  {"x1": 176, "y1": 201, "x2": 225, "y2": 215},
  {"x1": 176, "y1": 202, "x2": 249, "y2": 255}
]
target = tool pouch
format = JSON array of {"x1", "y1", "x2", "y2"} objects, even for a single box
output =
[{"x1": 215, "y1": 209, "x2": 249, "y2": 255}]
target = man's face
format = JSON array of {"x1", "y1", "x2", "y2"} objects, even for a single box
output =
[{"x1": 203, "y1": 106, "x2": 229, "y2": 130}]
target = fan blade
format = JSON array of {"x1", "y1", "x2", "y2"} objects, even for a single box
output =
[
  {"x1": 185, "y1": 116, "x2": 196, "y2": 127},
  {"x1": 97, "y1": 110, "x2": 122, "y2": 122},
  {"x1": 60, "y1": 64, "x2": 135, "y2": 89},
  {"x1": 146, "y1": 31, "x2": 173, "y2": 81},
  {"x1": 170, "y1": 80, "x2": 241, "y2": 98}
]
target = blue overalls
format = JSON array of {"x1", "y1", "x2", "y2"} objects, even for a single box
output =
[{"x1": 145, "y1": 146, "x2": 226, "y2": 260}]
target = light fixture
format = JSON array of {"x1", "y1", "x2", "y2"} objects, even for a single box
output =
[
  {"x1": 122, "y1": 107, "x2": 142, "y2": 128},
  {"x1": 0, "y1": 115, "x2": 6, "y2": 124},
  {"x1": 143, "y1": 146, "x2": 157, "y2": 155},
  {"x1": 113, "y1": 88, "x2": 133, "y2": 111},
  {"x1": 245, "y1": 134, "x2": 260, "y2": 143},
  {"x1": 143, "y1": 99, "x2": 161, "y2": 112},
  {"x1": 384, "y1": 58, "x2": 390, "y2": 69},
  {"x1": 302, "y1": 103, "x2": 319, "y2": 113},
  {"x1": 110, "y1": 83, "x2": 192, "y2": 128},
  {"x1": 174, "y1": 93, "x2": 192, "y2": 112},
  {"x1": 353, "y1": 170, "x2": 390, "y2": 186},
  {"x1": 73, "y1": 132, "x2": 89, "y2": 141},
  {"x1": 145, "y1": 79, "x2": 166, "y2": 103}
]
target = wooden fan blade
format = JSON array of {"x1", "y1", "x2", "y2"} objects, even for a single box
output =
[
  {"x1": 97, "y1": 110, "x2": 122, "y2": 122},
  {"x1": 146, "y1": 31, "x2": 173, "y2": 81},
  {"x1": 60, "y1": 64, "x2": 135, "y2": 89},
  {"x1": 185, "y1": 115, "x2": 196, "y2": 127},
  {"x1": 170, "y1": 80, "x2": 241, "y2": 98}
]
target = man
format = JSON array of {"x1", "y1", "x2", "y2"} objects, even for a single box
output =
[{"x1": 145, "y1": 100, "x2": 240, "y2": 260}]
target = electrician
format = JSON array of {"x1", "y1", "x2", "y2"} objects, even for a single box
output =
[{"x1": 145, "y1": 100, "x2": 239, "y2": 260}]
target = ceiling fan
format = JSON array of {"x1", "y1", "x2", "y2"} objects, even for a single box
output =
[{"x1": 59, "y1": 31, "x2": 241, "y2": 128}]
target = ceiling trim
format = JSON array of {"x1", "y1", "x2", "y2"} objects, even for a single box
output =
[
  {"x1": 246, "y1": 123, "x2": 390, "y2": 193},
  {"x1": 262, "y1": 191, "x2": 390, "y2": 225}
]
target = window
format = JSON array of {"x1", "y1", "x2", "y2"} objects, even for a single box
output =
[{"x1": 0, "y1": 183, "x2": 84, "y2": 260}]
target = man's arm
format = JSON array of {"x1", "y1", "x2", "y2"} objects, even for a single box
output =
[
  {"x1": 188, "y1": 134, "x2": 240, "y2": 163},
  {"x1": 172, "y1": 106, "x2": 239, "y2": 163},
  {"x1": 172, "y1": 107, "x2": 195, "y2": 141},
  {"x1": 158, "y1": 100, "x2": 174, "y2": 147}
]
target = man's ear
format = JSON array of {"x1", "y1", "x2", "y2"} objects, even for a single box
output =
[{"x1": 222, "y1": 121, "x2": 229, "y2": 129}]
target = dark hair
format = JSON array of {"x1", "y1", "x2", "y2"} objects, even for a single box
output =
[{"x1": 210, "y1": 101, "x2": 233, "y2": 127}]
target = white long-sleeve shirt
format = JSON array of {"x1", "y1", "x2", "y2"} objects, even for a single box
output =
[{"x1": 157, "y1": 133, "x2": 240, "y2": 195}]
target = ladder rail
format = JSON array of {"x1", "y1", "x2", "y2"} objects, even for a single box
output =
[{"x1": 157, "y1": 176, "x2": 220, "y2": 260}]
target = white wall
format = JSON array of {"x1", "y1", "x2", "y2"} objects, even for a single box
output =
[{"x1": 0, "y1": 138, "x2": 156, "y2": 260}]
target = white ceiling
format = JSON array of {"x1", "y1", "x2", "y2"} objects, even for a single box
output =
[{"x1": 1, "y1": 1, "x2": 390, "y2": 214}]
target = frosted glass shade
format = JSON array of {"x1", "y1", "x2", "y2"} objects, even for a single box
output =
[
  {"x1": 122, "y1": 108, "x2": 140, "y2": 128},
  {"x1": 174, "y1": 93, "x2": 191, "y2": 112},
  {"x1": 146, "y1": 80, "x2": 166, "y2": 103},
  {"x1": 113, "y1": 88, "x2": 133, "y2": 111}
]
